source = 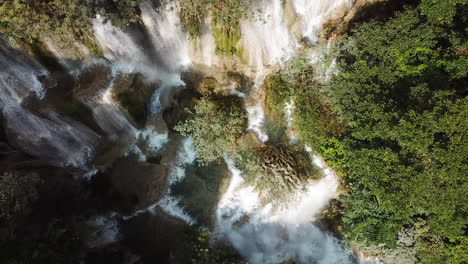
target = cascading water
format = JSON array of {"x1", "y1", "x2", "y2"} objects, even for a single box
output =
[
  {"x1": 240, "y1": 0, "x2": 296, "y2": 74},
  {"x1": 0, "y1": 36, "x2": 100, "y2": 169},
  {"x1": 121, "y1": 137, "x2": 197, "y2": 224},
  {"x1": 1, "y1": 0, "x2": 385, "y2": 261},
  {"x1": 291, "y1": 0, "x2": 353, "y2": 43},
  {"x1": 4, "y1": 107, "x2": 100, "y2": 168},
  {"x1": 217, "y1": 156, "x2": 380, "y2": 264},
  {"x1": 79, "y1": 64, "x2": 138, "y2": 143},
  {"x1": 139, "y1": 0, "x2": 191, "y2": 73},
  {"x1": 87, "y1": 214, "x2": 121, "y2": 248},
  {"x1": 156, "y1": 136, "x2": 197, "y2": 224},
  {"x1": 0, "y1": 37, "x2": 47, "y2": 106}
]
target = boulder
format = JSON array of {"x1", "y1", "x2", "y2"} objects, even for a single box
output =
[{"x1": 108, "y1": 155, "x2": 167, "y2": 215}]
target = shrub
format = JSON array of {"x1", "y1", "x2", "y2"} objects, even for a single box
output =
[{"x1": 174, "y1": 96, "x2": 247, "y2": 165}]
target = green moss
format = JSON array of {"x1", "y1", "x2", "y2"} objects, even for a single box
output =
[{"x1": 212, "y1": 22, "x2": 242, "y2": 56}]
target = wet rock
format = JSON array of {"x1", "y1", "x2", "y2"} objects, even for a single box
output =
[
  {"x1": 183, "y1": 68, "x2": 247, "y2": 97},
  {"x1": 120, "y1": 208, "x2": 196, "y2": 264},
  {"x1": 113, "y1": 74, "x2": 159, "y2": 126},
  {"x1": 171, "y1": 161, "x2": 231, "y2": 227},
  {"x1": 108, "y1": 155, "x2": 166, "y2": 215}
]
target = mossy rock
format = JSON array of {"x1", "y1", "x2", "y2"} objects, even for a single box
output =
[{"x1": 212, "y1": 22, "x2": 242, "y2": 57}]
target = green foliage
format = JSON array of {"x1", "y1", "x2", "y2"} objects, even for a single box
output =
[
  {"x1": 419, "y1": 0, "x2": 466, "y2": 24},
  {"x1": 179, "y1": 0, "x2": 209, "y2": 38},
  {"x1": 0, "y1": 217, "x2": 86, "y2": 264},
  {"x1": 191, "y1": 231, "x2": 245, "y2": 264},
  {"x1": 0, "y1": 0, "x2": 142, "y2": 55},
  {"x1": 264, "y1": 53, "x2": 346, "y2": 149},
  {"x1": 235, "y1": 142, "x2": 321, "y2": 201},
  {"x1": 323, "y1": 4, "x2": 468, "y2": 262},
  {"x1": 179, "y1": 0, "x2": 251, "y2": 56},
  {"x1": 0, "y1": 171, "x2": 86, "y2": 264},
  {"x1": 174, "y1": 96, "x2": 247, "y2": 165}
]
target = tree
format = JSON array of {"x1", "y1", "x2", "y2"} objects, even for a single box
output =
[
  {"x1": 322, "y1": 4, "x2": 468, "y2": 262},
  {"x1": 175, "y1": 96, "x2": 247, "y2": 165}
]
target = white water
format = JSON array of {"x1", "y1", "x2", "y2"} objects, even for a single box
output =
[
  {"x1": 217, "y1": 156, "x2": 378, "y2": 264},
  {"x1": 121, "y1": 137, "x2": 197, "y2": 224},
  {"x1": 291, "y1": 0, "x2": 353, "y2": 43},
  {"x1": 140, "y1": 0, "x2": 191, "y2": 73},
  {"x1": 0, "y1": 37, "x2": 100, "y2": 168},
  {"x1": 240, "y1": 0, "x2": 296, "y2": 73},
  {"x1": 188, "y1": 16, "x2": 220, "y2": 67},
  {"x1": 137, "y1": 126, "x2": 169, "y2": 154},
  {"x1": 246, "y1": 104, "x2": 269, "y2": 142},
  {"x1": 0, "y1": 38, "x2": 47, "y2": 106},
  {"x1": 284, "y1": 98, "x2": 299, "y2": 144},
  {"x1": 84, "y1": 68, "x2": 138, "y2": 142},
  {"x1": 156, "y1": 137, "x2": 197, "y2": 224},
  {"x1": 4, "y1": 107, "x2": 99, "y2": 168},
  {"x1": 1, "y1": 0, "x2": 381, "y2": 261}
]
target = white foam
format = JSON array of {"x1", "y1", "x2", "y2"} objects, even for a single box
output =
[
  {"x1": 216, "y1": 155, "x2": 360, "y2": 264},
  {"x1": 240, "y1": 0, "x2": 296, "y2": 72},
  {"x1": 246, "y1": 105, "x2": 269, "y2": 142},
  {"x1": 291, "y1": 0, "x2": 353, "y2": 43}
]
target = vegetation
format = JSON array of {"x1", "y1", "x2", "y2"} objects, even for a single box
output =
[
  {"x1": 0, "y1": 170, "x2": 87, "y2": 263},
  {"x1": 191, "y1": 231, "x2": 245, "y2": 264},
  {"x1": 263, "y1": 2, "x2": 467, "y2": 262},
  {"x1": 179, "y1": 0, "x2": 251, "y2": 56},
  {"x1": 264, "y1": 53, "x2": 346, "y2": 149},
  {"x1": 0, "y1": 0, "x2": 142, "y2": 55},
  {"x1": 261, "y1": 3, "x2": 467, "y2": 262},
  {"x1": 174, "y1": 96, "x2": 247, "y2": 165},
  {"x1": 235, "y1": 143, "x2": 321, "y2": 200}
]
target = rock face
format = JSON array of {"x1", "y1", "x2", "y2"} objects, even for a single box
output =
[
  {"x1": 183, "y1": 66, "x2": 249, "y2": 97},
  {"x1": 108, "y1": 155, "x2": 167, "y2": 215},
  {"x1": 113, "y1": 74, "x2": 159, "y2": 126},
  {"x1": 171, "y1": 161, "x2": 231, "y2": 227},
  {"x1": 120, "y1": 208, "x2": 196, "y2": 264}
]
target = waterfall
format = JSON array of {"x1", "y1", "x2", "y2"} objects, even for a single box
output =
[
  {"x1": 217, "y1": 156, "x2": 379, "y2": 264},
  {"x1": 284, "y1": 98, "x2": 299, "y2": 144},
  {"x1": 121, "y1": 137, "x2": 197, "y2": 224},
  {"x1": 154, "y1": 137, "x2": 197, "y2": 224},
  {"x1": 246, "y1": 104, "x2": 269, "y2": 142},
  {"x1": 3, "y1": 106, "x2": 100, "y2": 168},
  {"x1": 81, "y1": 66, "x2": 138, "y2": 142},
  {"x1": 0, "y1": 36, "x2": 100, "y2": 169},
  {"x1": 240, "y1": 0, "x2": 296, "y2": 74},
  {"x1": 92, "y1": 15, "x2": 168, "y2": 83},
  {"x1": 188, "y1": 16, "x2": 220, "y2": 67},
  {"x1": 291, "y1": 0, "x2": 353, "y2": 43},
  {"x1": 140, "y1": 0, "x2": 191, "y2": 73},
  {"x1": 0, "y1": 37, "x2": 47, "y2": 106}
]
